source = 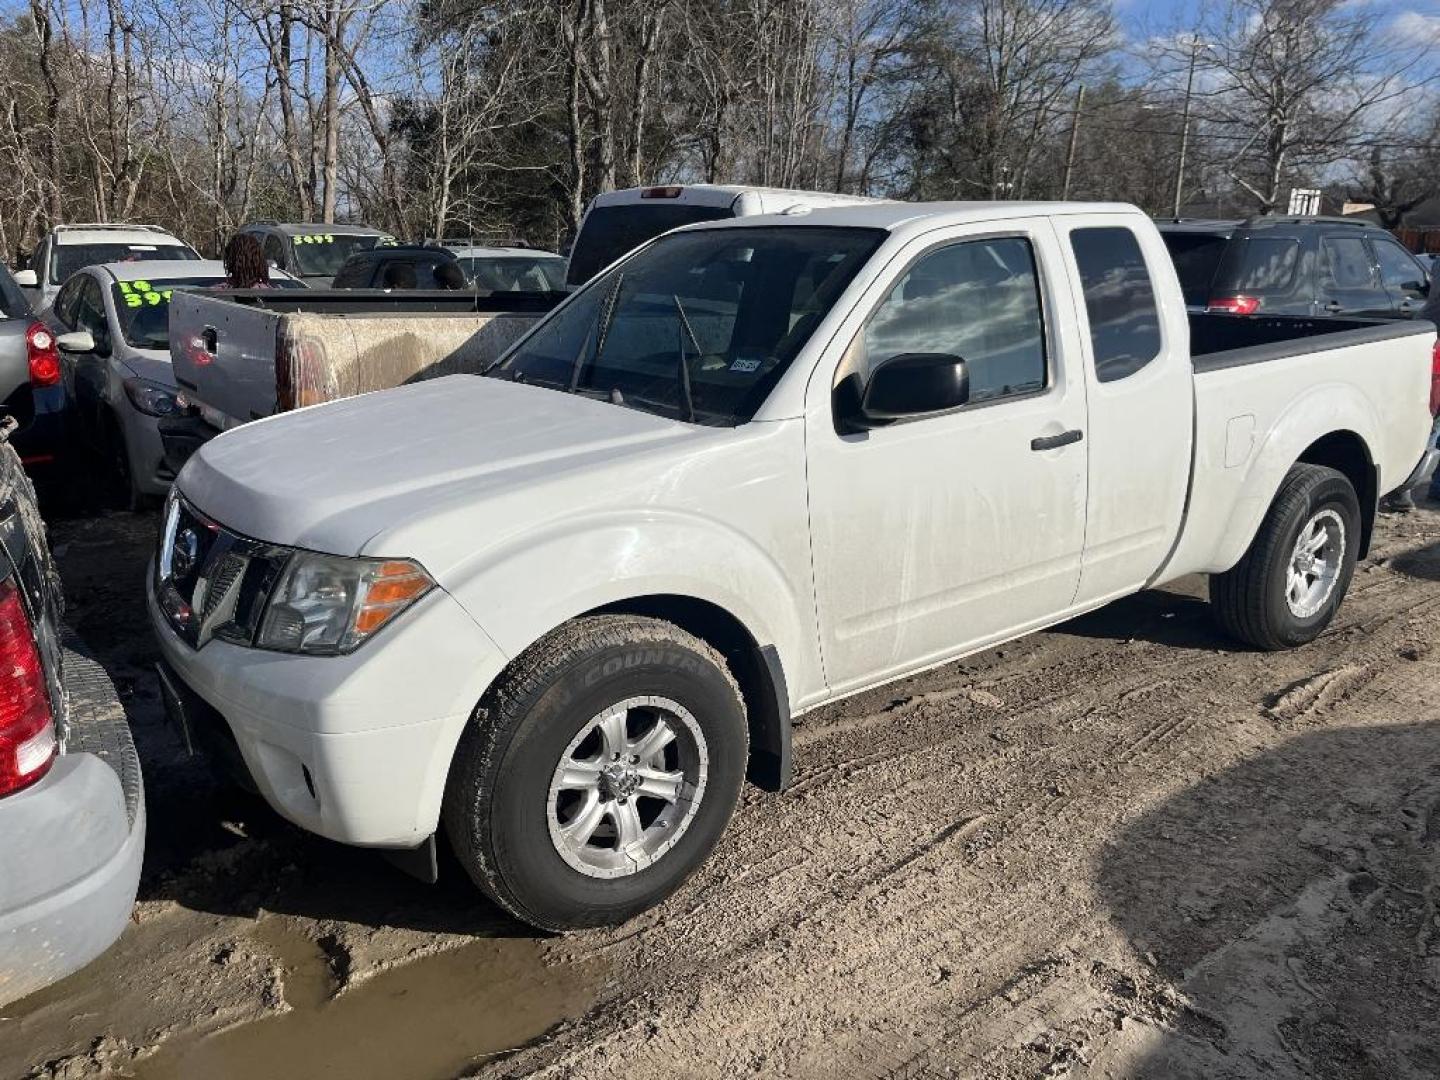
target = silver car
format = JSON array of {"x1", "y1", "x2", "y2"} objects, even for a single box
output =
[{"x1": 42, "y1": 261, "x2": 298, "y2": 508}]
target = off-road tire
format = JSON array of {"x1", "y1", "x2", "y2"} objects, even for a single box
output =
[
  {"x1": 1210, "y1": 464, "x2": 1360, "y2": 651},
  {"x1": 443, "y1": 614, "x2": 748, "y2": 931}
]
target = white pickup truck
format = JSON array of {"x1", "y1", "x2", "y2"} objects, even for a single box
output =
[{"x1": 147, "y1": 201, "x2": 1438, "y2": 931}]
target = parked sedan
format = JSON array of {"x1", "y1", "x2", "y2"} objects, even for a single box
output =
[
  {"x1": 43, "y1": 261, "x2": 299, "y2": 508},
  {"x1": 0, "y1": 425, "x2": 143, "y2": 1006}
]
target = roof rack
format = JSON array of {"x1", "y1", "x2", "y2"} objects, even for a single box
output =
[
  {"x1": 426, "y1": 235, "x2": 531, "y2": 250},
  {"x1": 1241, "y1": 214, "x2": 1379, "y2": 229},
  {"x1": 52, "y1": 222, "x2": 174, "y2": 234}
]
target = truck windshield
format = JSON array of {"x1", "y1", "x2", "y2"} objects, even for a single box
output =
[
  {"x1": 290, "y1": 234, "x2": 385, "y2": 278},
  {"x1": 566, "y1": 203, "x2": 733, "y2": 286},
  {"x1": 495, "y1": 225, "x2": 884, "y2": 426}
]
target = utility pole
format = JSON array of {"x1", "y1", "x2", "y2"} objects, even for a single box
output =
[
  {"x1": 1062, "y1": 84, "x2": 1085, "y2": 200},
  {"x1": 1172, "y1": 37, "x2": 1203, "y2": 219}
]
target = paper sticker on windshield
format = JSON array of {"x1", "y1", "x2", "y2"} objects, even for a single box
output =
[
  {"x1": 116, "y1": 279, "x2": 173, "y2": 309},
  {"x1": 295, "y1": 234, "x2": 337, "y2": 245},
  {"x1": 730, "y1": 357, "x2": 761, "y2": 373}
]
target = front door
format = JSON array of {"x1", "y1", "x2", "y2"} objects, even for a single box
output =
[{"x1": 806, "y1": 222, "x2": 1089, "y2": 694}]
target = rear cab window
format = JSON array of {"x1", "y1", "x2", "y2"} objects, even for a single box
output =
[
  {"x1": 1069, "y1": 227, "x2": 1162, "y2": 382},
  {"x1": 567, "y1": 202, "x2": 734, "y2": 286}
]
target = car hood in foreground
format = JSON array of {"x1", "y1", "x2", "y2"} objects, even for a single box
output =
[{"x1": 176, "y1": 375, "x2": 703, "y2": 559}]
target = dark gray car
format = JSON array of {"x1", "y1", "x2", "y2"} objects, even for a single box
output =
[{"x1": 238, "y1": 222, "x2": 395, "y2": 287}]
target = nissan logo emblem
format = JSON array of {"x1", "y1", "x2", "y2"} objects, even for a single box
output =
[{"x1": 172, "y1": 527, "x2": 200, "y2": 578}]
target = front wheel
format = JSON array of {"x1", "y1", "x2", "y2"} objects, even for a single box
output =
[
  {"x1": 443, "y1": 614, "x2": 748, "y2": 931},
  {"x1": 1210, "y1": 463, "x2": 1361, "y2": 650}
]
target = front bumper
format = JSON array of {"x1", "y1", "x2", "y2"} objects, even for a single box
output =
[
  {"x1": 147, "y1": 569, "x2": 507, "y2": 848},
  {"x1": 0, "y1": 646, "x2": 144, "y2": 1007}
]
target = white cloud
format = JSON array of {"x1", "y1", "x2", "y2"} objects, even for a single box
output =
[{"x1": 1388, "y1": 10, "x2": 1440, "y2": 45}]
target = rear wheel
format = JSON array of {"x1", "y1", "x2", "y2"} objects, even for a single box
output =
[
  {"x1": 1210, "y1": 464, "x2": 1360, "y2": 650},
  {"x1": 443, "y1": 614, "x2": 748, "y2": 931}
]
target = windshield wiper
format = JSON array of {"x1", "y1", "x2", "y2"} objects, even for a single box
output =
[
  {"x1": 671, "y1": 294, "x2": 699, "y2": 423},
  {"x1": 573, "y1": 272, "x2": 624, "y2": 392}
]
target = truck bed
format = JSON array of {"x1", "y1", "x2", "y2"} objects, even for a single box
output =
[{"x1": 169, "y1": 288, "x2": 561, "y2": 428}]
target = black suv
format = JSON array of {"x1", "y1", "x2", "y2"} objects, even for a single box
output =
[{"x1": 1158, "y1": 216, "x2": 1431, "y2": 319}]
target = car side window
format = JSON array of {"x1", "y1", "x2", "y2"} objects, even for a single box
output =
[
  {"x1": 52, "y1": 277, "x2": 82, "y2": 327},
  {"x1": 1069, "y1": 226, "x2": 1162, "y2": 383},
  {"x1": 262, "y1": 234, "x2": 286, "y2": 269},
  {"x1": 1321, "y1": 237, "x2": 1378, "y2": 290},
  {"x1": 847, "y1": 236, "x2": 1047, "y2": 406},
  {"x1": 1372, "y1": 239, "x2": 1427, "y2": 297},
  {"x1": 75, "y1": 277, "x2": 111, "y2": 353}
]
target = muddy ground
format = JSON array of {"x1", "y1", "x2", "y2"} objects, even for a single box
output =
[{"x1": 3, "y1": 498, "x2": 1439, "y2": 1080}]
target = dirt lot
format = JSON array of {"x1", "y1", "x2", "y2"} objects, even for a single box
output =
[{"x1": 4, "y1": 499, "x2": 1439, "y2": 1080}]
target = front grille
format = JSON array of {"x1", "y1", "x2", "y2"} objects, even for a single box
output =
[{"x1": 156, "y1": 496, "x2": 289, "y2": 649}]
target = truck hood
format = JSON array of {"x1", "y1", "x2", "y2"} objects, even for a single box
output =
[{"x1": 178, "y1": 375, "x2": 699, "y2": 557}]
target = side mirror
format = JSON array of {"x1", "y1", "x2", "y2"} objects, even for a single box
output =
[
  {"x1": 853, "y1": 352, "x2": 970, "y2": 428},
  {"x1": 13, "y1": 269, "x2": 37, "y2": 288},
  {"x1": 1404, "y1": 279, "x2": 1429, "y2": 297},
  {"x1": 56, "y1": 329, "x2": 96, "y2": 354}
]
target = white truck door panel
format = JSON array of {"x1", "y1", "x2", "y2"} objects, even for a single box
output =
[
  {"x1": 1053, "y1": 215, "x2": 1193, "y2": 605},
  {"x1": 805, "y1": 223, "x2": 1089, "y2": 693}
]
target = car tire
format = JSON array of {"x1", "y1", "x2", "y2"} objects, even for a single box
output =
[
  {"x1": 443, "y1": 614, "x2": 748, "y2": 931},
  {"x1": 1210, "y1": 463, "x2": 1360, "y2": 651},
  {"x1": 102, "y1": 413, "x2": 154, "y2": 513}
]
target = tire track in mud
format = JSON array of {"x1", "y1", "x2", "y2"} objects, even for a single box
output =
[{"x1": 498, "y1": 524, "x2": 1440, "y2": 1080}]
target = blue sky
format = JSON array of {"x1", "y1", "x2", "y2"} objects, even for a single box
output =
[{"x1": 1113, "y1": 0, "x2": 1440, "y2": 46}]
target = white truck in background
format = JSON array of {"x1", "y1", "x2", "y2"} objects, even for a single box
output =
[{"x1": 149, "y1": 201, "x2": 1437, "y2": 933}]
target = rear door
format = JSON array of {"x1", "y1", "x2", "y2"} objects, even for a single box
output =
[
  {"x1": 1318, "y1": 234, "x2": 1394, "y2": 317},
  {"x1": 1052, "y1": 214, "x2": 1193, "y2": 607}
]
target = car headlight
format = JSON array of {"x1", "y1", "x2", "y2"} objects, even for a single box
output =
[
  {"x1": 256, "y1": 552, "x2": 434, "y2": 655},
  {"x1": 123, "y1": 376, "x2": 191, "y2": 417}
]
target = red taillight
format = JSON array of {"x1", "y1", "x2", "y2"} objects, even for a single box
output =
[
  {"x1": 640, "y1": 186, "x2": 683, "y2": 199},
  {"x1": 1430, "y1": 339, "x2": 1440, "y2": 416},
  {"x1": 0, "y1": 577, "x2": 55, "y2": 797},
  {"x1": 1207, "y1": 295, "x2": 1262, "y2": 316},
  {"x1": 25, "y1": 322, "x2": 60, "y2": 388}
]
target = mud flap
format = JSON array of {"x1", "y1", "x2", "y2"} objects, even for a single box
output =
[{"x1": 384, "y1": 834, "x2": 439, "y2": 885}]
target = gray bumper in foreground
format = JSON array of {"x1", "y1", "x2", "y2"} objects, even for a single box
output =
[{"x1": 0, "y1": 645, "x2": 145, "y2": 1007}]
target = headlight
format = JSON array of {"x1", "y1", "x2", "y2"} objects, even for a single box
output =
[
  {"x1": 123, "y1": 376, "x2": 191, "y2": 417},
  {"x1": 256, "y1": 552, "x2": 434, "y2": 655}
]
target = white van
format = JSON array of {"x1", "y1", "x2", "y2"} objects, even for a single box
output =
[{"x1": 565, "y1": 184, "x2": 884, "y2": 286}]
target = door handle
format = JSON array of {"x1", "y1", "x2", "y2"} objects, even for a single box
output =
[{"x1": 1031, "y1": 429, "x2": 1084, "y2": 452}]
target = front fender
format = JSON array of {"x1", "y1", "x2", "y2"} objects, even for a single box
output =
[
  {"x1": 441, "y1": 508, "x2": 825, "y2": 707},
  {"x1": 1207, "y1": 381, "x2": 1380, "y2": 573}
]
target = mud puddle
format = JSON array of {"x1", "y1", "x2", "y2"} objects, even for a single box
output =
[{"x1": 133, "y1": 920, "x2": 603, "y2": 1080}]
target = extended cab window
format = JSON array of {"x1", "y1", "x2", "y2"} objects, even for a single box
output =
[
  {"x1": 851, "y1": 237, "x2": 1047, "y2": 404},
  {"x1": 1070, "y1": 227, "x2": 1162, "y2": 383},
  {"x1": 498, "y1": 226, "x2": 883, "y2": 425}
]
